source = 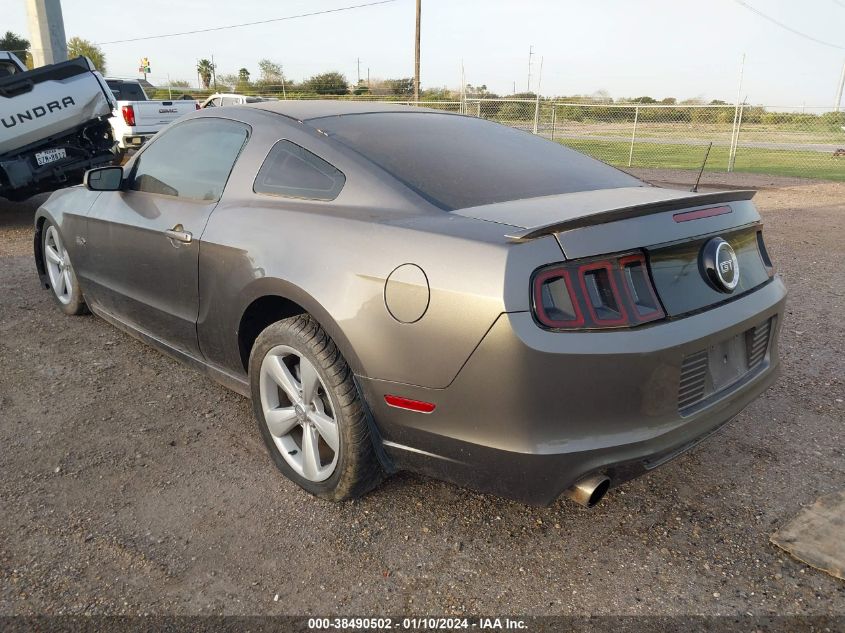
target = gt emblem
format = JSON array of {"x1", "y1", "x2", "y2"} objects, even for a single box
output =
[{"x1": 700, "y1": 237, "x2": 739, "y2": 293}]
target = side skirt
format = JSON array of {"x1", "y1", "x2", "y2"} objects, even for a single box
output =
[{"x1": 88, "y1": 301, "x2": 250, "y2": 398}]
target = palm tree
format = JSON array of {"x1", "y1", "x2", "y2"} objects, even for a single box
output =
[{"x1": 196, "y1": 59, "x2": 215, "y2": 90}]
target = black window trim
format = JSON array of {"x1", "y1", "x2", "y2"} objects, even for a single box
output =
[
  {"x1": 252, "y1": 138, "x2": 346, "y2": 202},
  {"x1": 127, "y1": 117, "x2": 252, "y2": 202}
]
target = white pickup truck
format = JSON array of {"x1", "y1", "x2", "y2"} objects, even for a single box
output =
[
  {"x1": 105, "y1": 79, "x2": 197, "y2": 157},
  {"x1": 1, "y1": 52, "x2": 117, "y2": 200}
]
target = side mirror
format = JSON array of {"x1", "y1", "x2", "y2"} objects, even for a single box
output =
[{"x1": 84, "y1": 166, "x2": 124, "y2": 191}]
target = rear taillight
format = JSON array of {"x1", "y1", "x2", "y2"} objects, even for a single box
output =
[
  {"x1": 195, "y1": 103, "x2": 201, "y2": 110},
  {"x1": 532, "y1": 251, "x2": 665, "y2": 330},
  {"x1": 121, "y1": 105, "x2": 135, "y2": 126}
]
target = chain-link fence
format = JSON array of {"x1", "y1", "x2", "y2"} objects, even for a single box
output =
[
  {"x1": 147, "y1": 81, "x2": 845, "y2": 181},
  {"x1": 466, "y1": 99, "x2": 845, "y2": 181}
]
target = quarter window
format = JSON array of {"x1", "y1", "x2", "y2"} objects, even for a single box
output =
[
  {"x1": 129, "y1": 118, "x2": 249, "y2": 200},
  {"x1": 254, "y1": 140, "x2": 345, "y2": 201}
]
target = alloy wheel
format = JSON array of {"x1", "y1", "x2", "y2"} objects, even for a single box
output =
[
  {"x1": 259, "y1": 345, "x2": 340, "y2": 482},
  {"x1": 44, "y1": 226, "x2": 74, "y2": 305}
]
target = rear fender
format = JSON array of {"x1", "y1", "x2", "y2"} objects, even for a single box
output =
[{"x1": 233, "y1": 276, "x2": 366, "y2": 377}]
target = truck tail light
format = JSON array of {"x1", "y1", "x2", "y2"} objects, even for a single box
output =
[
  {"x1": 195, "y1": 103, "x2": 201, "y2": 110},
  {"x1": 532, "y1": 251, "x2": 665, "y2": 330},
  {"x1": 121, "y1": 105, "x2": 135, "y2": 126}
]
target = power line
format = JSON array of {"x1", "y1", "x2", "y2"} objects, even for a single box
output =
[
  {"x1": 732, "y1": 0, "x2": 845, "y2": 50},
  {"x1": 97, "y1": 0, "x2": 399, "y2": 45}
]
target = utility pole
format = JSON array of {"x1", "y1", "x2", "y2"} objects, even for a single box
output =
[
  {"x1": 25, "y1": 0, "x2": 67, "y2": 67},
  {"x1": 413, "y1": 0, "x2": 421, "y2": 102},
  {"x1": 527, "y1": 45, "x2": 534, "y2": 93},
  {"x1": 357, "y1": 57, "x2": 361, "y2": 84},
  {"x1": 211, "y1": 54, "x2": 217, "y2": 91},
  {"x1": 835, "y1": 59, "x2": 845, "y2": 112}
]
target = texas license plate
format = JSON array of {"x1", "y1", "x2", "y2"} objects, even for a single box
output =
[{"x1": 35, "y1": 148, "x2": 67, "y2": 166}]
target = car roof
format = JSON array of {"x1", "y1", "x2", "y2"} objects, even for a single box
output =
[{"x1": 249, "y1": 100, "x2": 459, "y2": 122}]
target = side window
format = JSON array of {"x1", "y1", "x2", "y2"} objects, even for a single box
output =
[
  {"x1": 254, "y1": 140, "x2": 345, "y2": 201},
  {"x1": 0, "y1": 61, "x2": 20, "y2": 77},
  {"x1": 221, "y1": 96, "x2": 239, "y2": 106},
  {"x1": 129, "y1": 118, "x2": 249, "y2": 200}
]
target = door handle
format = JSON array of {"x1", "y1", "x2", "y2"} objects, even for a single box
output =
[{"x1": 164, "y1": 224, "x2": 192, "y2": 244}]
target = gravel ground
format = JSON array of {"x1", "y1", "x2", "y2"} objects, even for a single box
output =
[{"x1": 0, "y1": 174, "x2": 843, "y2": 617}]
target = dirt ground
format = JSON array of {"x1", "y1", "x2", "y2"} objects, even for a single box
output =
[{"x1": 0, "y1": 173, "x2": 843, "y2": 617}]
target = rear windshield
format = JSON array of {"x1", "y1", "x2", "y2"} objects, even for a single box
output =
[
  {"x1": 316, "y1": 112, "x2": 643, "y2": 210},
  {"x1": 107, "y1": 80, "x2": 147, "y2": 101}
]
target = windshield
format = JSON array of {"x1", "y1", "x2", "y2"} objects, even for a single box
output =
[{"x1": 316, "y1": 112, "x2": 643, "y2": 210}]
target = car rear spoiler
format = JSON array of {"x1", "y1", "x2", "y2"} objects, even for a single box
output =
[{"x1": 505, "y1": 189, "x2": 757, "y2": 242}]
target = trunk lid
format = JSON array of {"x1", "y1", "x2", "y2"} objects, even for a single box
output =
[{"x1": 454, "y1": 186, "x2": 772, "y2": 318}]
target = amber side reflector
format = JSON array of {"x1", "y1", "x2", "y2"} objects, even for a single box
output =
[
  {"x1": 673, "y1": 205, "x2": 732, "y2": 222},
  {"x1": 384, "y1": 394, "x2": 436, "y2": 413}
]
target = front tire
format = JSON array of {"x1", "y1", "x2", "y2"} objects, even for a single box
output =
[
  {"x1": 249, "y1": 315, "x2": 383, "y2": 501},
  {"x1": 42, "y1": 222, "x2": 87, "y2": 316}
]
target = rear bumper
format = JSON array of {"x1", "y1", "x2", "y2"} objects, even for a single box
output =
[
  {"x1": 360, "y1": 277, "x2": 787, "y2": 505},
  {"x1": 1, "y1": 148, "x2": 114, "y2": 200},
  {"x1": 118, "y1": 133, "x2": 156, "y2": 150}
]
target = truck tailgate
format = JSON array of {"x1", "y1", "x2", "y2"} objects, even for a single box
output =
[
  {"x1": 130, "y1": 101, "x2": 195, "y2": 128},
  {"x1": 0, "y1": 57, "x2": 114, "y2": 155}
]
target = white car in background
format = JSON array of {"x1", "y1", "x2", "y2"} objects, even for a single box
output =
[
  {"x1": 105, "y1": 78, "x2": 198, "y2": 158},
  {"x1": 200, "y1": 93, "x2": 277, "y2": 108}
]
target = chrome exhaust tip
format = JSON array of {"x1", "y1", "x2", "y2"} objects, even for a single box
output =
[{"x1": 563, "y1": 474, "x2": 611, "y2": 508}]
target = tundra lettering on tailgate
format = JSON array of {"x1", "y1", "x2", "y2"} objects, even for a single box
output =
[{"x1": 1, "y1": 96, "x2": 76, "y2": 128}]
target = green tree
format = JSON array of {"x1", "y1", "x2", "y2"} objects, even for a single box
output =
[
  {"x1": 257, "y1": 59, "x2": 284, "y2": 83},
  {"x1": 1, "y1": 31, "x2": 30, "y2": 67},
  {"x1": 385, "y1": 77, "x2": 414, "y2": 96},
  {"x1": 67, "y1": 37, "x2": 106, "y2": 74},
  {"x1": 302, "y1": 71, "x2": 348, "y2": 95},
  {"x1": 216, "y1": 73, "x2": 239, "y2": 90},
  {"x1": 196, "y1": 59, "x2": 215, "y2": 90},
  {"x1": 235, "y1": 68, "x2": 251, "y2": 92}
]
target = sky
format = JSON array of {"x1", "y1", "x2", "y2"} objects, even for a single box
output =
[{"x1": 5, "y1": 0, "x2": 845, "y2": 107}]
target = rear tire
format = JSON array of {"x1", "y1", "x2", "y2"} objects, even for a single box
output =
[
  {"x1": 249, "y1": 315, "x2": 383, "y2": 501},
  {"x1": 42, "y1": 221, "x2": 87, "y2": 316}
]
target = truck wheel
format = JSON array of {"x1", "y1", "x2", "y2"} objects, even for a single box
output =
[{"x1": 42, "y1": 222, "x2": 87, "y2": 315}]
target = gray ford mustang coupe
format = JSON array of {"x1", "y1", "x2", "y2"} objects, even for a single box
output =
[{"x1": 34, "y1": 102, "x2": 786, "y2": 507}]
